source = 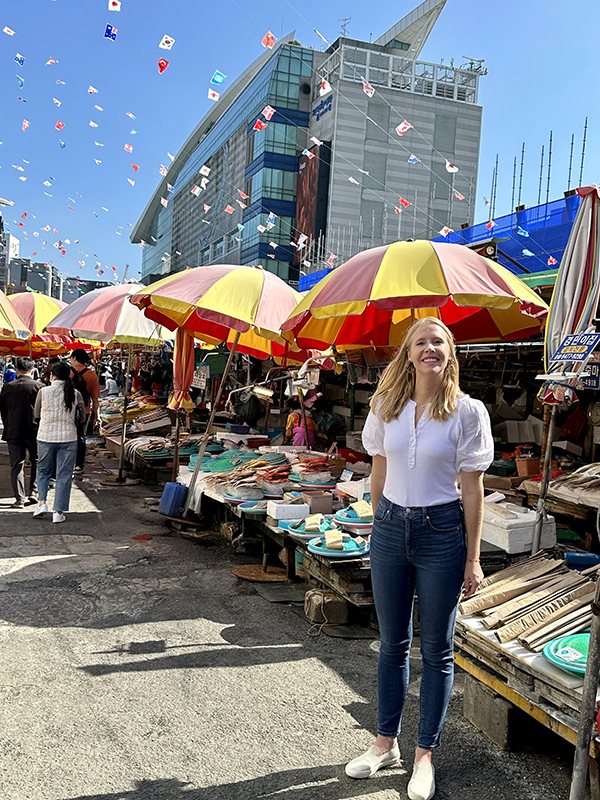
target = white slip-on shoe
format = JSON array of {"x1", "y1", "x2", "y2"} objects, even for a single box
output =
[
  {"x1": 52, "y1": 512, "x2": 66, "y2": 524},
  {"x1": 33, "y1": 503, "x2": 48, "y2": 518},
  {"x1": 345, "y1": 743, "x2": 401, "y2": 779},
  {"x1": 407, "y1": 762, "x2": 435, "y2": 800}
]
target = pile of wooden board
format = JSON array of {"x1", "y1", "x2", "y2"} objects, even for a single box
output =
[{"x1": 458, "y1": 552, "x2": 597, "y2": 651}]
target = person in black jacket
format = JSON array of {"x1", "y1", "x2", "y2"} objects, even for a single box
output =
[{"x1": 0, "y1": 357, "x2": 42, "y2": 508}]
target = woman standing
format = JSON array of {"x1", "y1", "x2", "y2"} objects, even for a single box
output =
[
  {"x1": 284, "y1": 398, "x2": 318, "y2": 447},
  {"x1": 33, "y1": 362, "x2": 85, "y2": 524},
  {"x1": 345, "y1": 318, "x2": 493, "y2": 800}
]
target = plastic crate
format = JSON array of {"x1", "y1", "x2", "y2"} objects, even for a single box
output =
[{"x1": 486, "y1": 460, "x2": 517, "y2": 477}]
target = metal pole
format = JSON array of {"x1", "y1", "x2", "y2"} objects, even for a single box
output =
[
  {"x1": 182, "y1": 330, "x2": 241, "y2": 515},
  {"x1": 568, "y1": 577, "x2": 600, "y2": 800},
  {"x1": 568, "y1": 133, "x2": 575, "y2": 190},
  {"x1": 532, "y1": 404, "x2": 557, "y2": 553},
  {"x1": 518, "y1": 143, "x2": 525, "y2": 206},
  {"x1": 296, "y1": 385, "x2": 311, "y2": 448},
  {"x1": 579, "y1": 117, "x2": 588, "y2": 187},
  {"x1": 511, "y1": 156, "x2": 517, "y2": 211},
  {"x1": 546, "y1": 130, "x2": 553, "y2": 204},
  {"x1": 117, "y1": 342, "x2": 133, "y2": 483},
  {"x1": 537, "y1": 145, "x2": 545, "y2": 206}
]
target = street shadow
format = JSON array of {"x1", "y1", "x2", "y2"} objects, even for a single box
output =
[{"x1": 51, "y1": 767, "x2": 405, "y2": 800}]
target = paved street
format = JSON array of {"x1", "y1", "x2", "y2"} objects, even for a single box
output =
[{"x1": 0, "y1": 444, "x2": 578, "y2": 800}]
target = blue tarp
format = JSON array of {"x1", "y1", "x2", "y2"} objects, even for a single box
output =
[
  {"x1": 432, "y1": 194, "x2": 582, "y2": 275},
  {"x1": 298, "y1": 266, "x2": 333, "y2": 291}
]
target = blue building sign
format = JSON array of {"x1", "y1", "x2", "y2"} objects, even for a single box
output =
[{"x1": 312, "y1": 96, "x2": 333, "y2": 121}]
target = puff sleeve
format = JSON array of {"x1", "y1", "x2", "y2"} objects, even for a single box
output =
[
  {"x1": 362, "y1": 409, "x2": 386, "y2": 457},
  {"x1": 455, "y1": 397, "x2": 494, "y2": 473}
]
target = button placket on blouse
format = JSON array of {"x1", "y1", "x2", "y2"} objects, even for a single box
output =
[{"x1": 408, "y1": 401, "x2": 429, "y2": 469}]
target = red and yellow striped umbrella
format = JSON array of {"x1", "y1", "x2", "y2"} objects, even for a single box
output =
[
  {"x1": 0, "y1": 290, "x2": 30, "y2": 341},
  {"x1": 282, "y1": 240, "x2": 549, "y2": 350}
]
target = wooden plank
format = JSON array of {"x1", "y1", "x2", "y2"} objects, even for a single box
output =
[{"x1": 455, "y1": 651, "x2": 600, "y2": 759}]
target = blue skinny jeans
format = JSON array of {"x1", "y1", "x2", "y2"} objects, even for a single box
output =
[
  {"x1": 37, "y1": 440, "x2": 77, "y2": 513},
  {"x1": 370, "y1": 495, "x2": 466, "y2": 749}
]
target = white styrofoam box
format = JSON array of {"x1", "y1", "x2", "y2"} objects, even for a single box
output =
[
  {"x1": 354, "y1": 390, "x2": 371, "y2": 404},
  {"x1": 346, "y1": 431, "x2": 367, "y2": 454},
  {"x1": 553, "y1": 440, "x2": 583, "y2": 457},
  {"x1": 527, "y1": 414, "x2": 543, "y2": 446},
  {"x1": 333, "y1": 404, "x2": 352, "y2": 418},
  {"x1": 266, "y1": 501, "x2": 310, "y2": 520},
  {"x1": 492, "y1": 420, "x2": 535, "y2": 444},
  {"x1": 481, "y1": 503, "x2": 556, "y2": 554},
  {"x1": 336, "y1": 477, "x2": 371, "y2": 500}
]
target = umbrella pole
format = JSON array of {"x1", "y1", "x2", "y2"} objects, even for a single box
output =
[
  {"x1": 183, "y1": 331, "x2": 241, "y2": 516},
  {"x1": 106, "y1": 342, "x2": 133, "y2": 485},
  {"x1": 296, "y1": 386, "x2": 310, "y2": 448},
  {"x1": 531, "y1": 404, "x2": 558, "y2": 553},
  {"x1": 569, "y1": 577, "x2": 600, "y2": 800}
]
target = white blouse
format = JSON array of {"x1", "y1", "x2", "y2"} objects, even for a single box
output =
[{"x1": 362, "y1": 396, "x2": 494, "y2": 508}]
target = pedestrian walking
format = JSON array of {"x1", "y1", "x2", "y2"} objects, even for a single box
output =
[
  {"x1": 3, "y1": 361, "x2": 17, "y2": 385},
  {"x1": 0, "y1": 357, "x2": 42, "y2": 508},
  {"x1": 33, "y1": 362, "x2": 85, "y2": 524},
  {"x1": 69, "y1": 349, "x2": 100, "y2": 474},
  {"x1": 345, "y1": 317, "x2": 494, "y2": 800}
]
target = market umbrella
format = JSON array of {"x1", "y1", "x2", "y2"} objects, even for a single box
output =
[
  {"x1": 281, "y1": 240, "x2": 549, "y2": 350},
  {"x1": 0, "y1": 290, "x2": 31, "y2": 341},
  {"x1": 130, "y1": 264, "x2": 309, "y2": 514},
  {"x1": 46, "y1": 283, "x2": 166, "y2": 484},
  {"x1": 5, "y1": 292, "x2": 74, "y2": 355}
]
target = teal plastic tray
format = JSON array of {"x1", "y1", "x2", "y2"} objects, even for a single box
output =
[{"x1": 542, "y1": 632, "x2": 592, "y2": 676}]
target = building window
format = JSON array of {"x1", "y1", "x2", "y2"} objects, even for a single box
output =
[
  {"x1": 199, "y1": 247, "x2": 211, "y2": 265},
  {"x1": 252, "y1": 123, "x2": 298, "y2": 159},
  {"x1": 249, "y1": 168, "x2": 297, "y2": 202},
  {"x1": 226, "y1": 231, "x2": 240, "y2": 252},
  {"x1": 213, "y1": 239, "x2": 224, "y2": 259},
  {"x1": 366, "y1": 100, "x2": 390, "y2": 143}
]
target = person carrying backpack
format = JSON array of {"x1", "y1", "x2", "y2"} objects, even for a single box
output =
[{"x1": 70, "y1": 349, "x2": 100, "y2": 474}]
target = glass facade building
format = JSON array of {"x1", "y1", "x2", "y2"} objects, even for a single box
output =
[{"x1": 132, "y1": 1, "x2": 485, "y2": 286}]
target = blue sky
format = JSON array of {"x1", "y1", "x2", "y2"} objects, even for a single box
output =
[{"x1": 0, "y1": 0, "x2": 597, "y2": 286}]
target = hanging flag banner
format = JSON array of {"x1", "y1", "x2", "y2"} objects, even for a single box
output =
[
  {"x1": 454, "y1": 191, "x2": 465, "y2": 200},
  {"x1": 95, "y1": 105, "x2": 103, "y2": 111},
  {"x1": 439, "y1": 226, "x2": 453, "y2": 237},
  {"x1": 348, "y1": 176, "x2": 359, "y2": 185},
  {"x1": 211, "y1": 70, "x2": 226, "y2": 85},
  {"x1": 236, "y1": 199, "x2": 247, "y2": 209},
  {"x1": 207, "y1": 88, "x2": 219, "y2": 101},
  {"x1": 104, "y1": 25, "x2": 117, "y2": 40},
  {"x1": 483, "y1": 195, "x2": 491, "y2": 205},
  {"x1": 361, "y1": 77, "x2": 375, "y2": 98},
  {"x1": 55, "y1": 120, "x2": 64, "y2": 130},
  {"x1": 522, "y1": 249, "x2": 534, "y2": 257},
  {"x1": 314, "y1": 29, "x2": 330, "y2": 45},
  {"x1": 267, "y1": 212, "x2": 277, "y2": 227},
  {"x1": 124, "y1": 143, "x2": 133, "y2": 152},
  {"x1": 3, "y1": 26, "x2": 16, "y2": 36},
  {"x1": 159, "y1": 164, "x2": 168, "y2": 176},
  {"x1": 203, "y1": 203, "x2": 211, "y2": 212},
  {"x1": 517, "y1": 226, "x2": 529, "y2": 237},
  {"x1": 237, "y1": 189, "x2": 250, "y2": 200},
  {"x1": 127, "y1": 178, "x2": 135, "y2": 186},
  {"x1": 167, "y1": 183, "x2": 174, "y2": 193},
  {"x1": 22, "y1": 119, "x2": 29, "y2": 131},
  {"x1": 396, "y1": 120, "x2": 413, "y2": 136},
  {"x1": 199, "y1": 165, "x2": 211, "y2": 177},
  {"x1": 88, "y1": 85, "x2": 99, "y2": 94},
  {"x1": 548, "y1": 256, "x2": 558, "y2": 266},
  {"x1": 327, "y1": 253, "x2": 337, "y2": 267},
  {"x1": 126, "y1": 111, "x2": 136, "y2": 119},
  {"x1": 319, "y1": 79, "x2": 332, "y2": 96},
  {"x1": 89, "y1": 120, "x2": 98, "y2": 127},
  {"x1": 159, "y1": 34, "x2": 175, "y2": 50},
  {"x1": 310, "y1": 136, "x2": 323, "y2": 147},
  {"x1": 131, "y1": 163, "x2": 139, "y2": 172},
  {"x1": 257, "y1": 224, "x2": 267, "y2": 233},
  {"x1": 253, "y1": 119, "x2": 267, "y2": 132},
  {"x1": 225, "y1": 205, "x2": 234, "y2": 214},
  {"x1": 108, "y1": 0, "x2": 121, "y2": 9},
  {"x1": 445, "y1": 160, "x2": 459, "y2": 173},
  {"x1": 399, "y1": 197, "x2": 411, "y2": 208},
  {"x1": 16, "y1": 75, "x2": 24, "y2": 87},
  {"x1": 486, "y1": 220, "x2": 497, "y2": 230},
  {"x1": 158, "y1": 58, "x2": 169, "y2": 74},
  {"x1": 407, "y1": 154, "x2": 420, "y2": 164},
  {"x1": 15, "y1": 53, "x2": 24, "y2": 66},
  {"x1": 302, "y1": 149, "x2": 315, "y2": 159},
  {"x1": 45, "y1": 58, "x2": 58, "y2": 66},
  {"x1": 160, "y1": 197, "x2": 168, "y2": 207},
  {"x1": 261, "y1": 105, "x2": 276, "y2": 120},
  {"x1": 191, "y1": 185, "x2": 201, "y2": 197},
  {"x1": 261, "y1": 31, "x2": 275, "y2": 49},
  {"x1": 200, "y1": 177, "x2": 209, "y2": 189}
]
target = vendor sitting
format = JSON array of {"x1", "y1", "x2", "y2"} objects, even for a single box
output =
[{"x1": 285, "y1": 396, "x2": 318, "y2": 447}]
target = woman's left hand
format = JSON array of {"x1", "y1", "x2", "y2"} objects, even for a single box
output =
[{"x1": 462, "y1": 560, "x2": 484, "y2": 599}]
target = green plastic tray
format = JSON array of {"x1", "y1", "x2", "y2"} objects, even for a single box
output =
[{"x1": 542, "y1": 632, "x2": 592, "y2": 676}]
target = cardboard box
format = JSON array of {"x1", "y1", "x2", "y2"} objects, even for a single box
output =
[
  {"x1": 484, "y1": 475, "x2": 528, "y2": 491},
  {"x1": 492, "y1": 420, "x2": 535, "y2": 444},
  {"x1": 266, "y1": 500, "x2": 310, "y2": 520},
  {"x1": 301, "y1": 491, "x2": 333, "y2": 514}
]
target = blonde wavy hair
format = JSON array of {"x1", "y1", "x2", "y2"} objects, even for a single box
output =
[{"x1": 371, "y1": 316, "x2": 462, "y2": 423}]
